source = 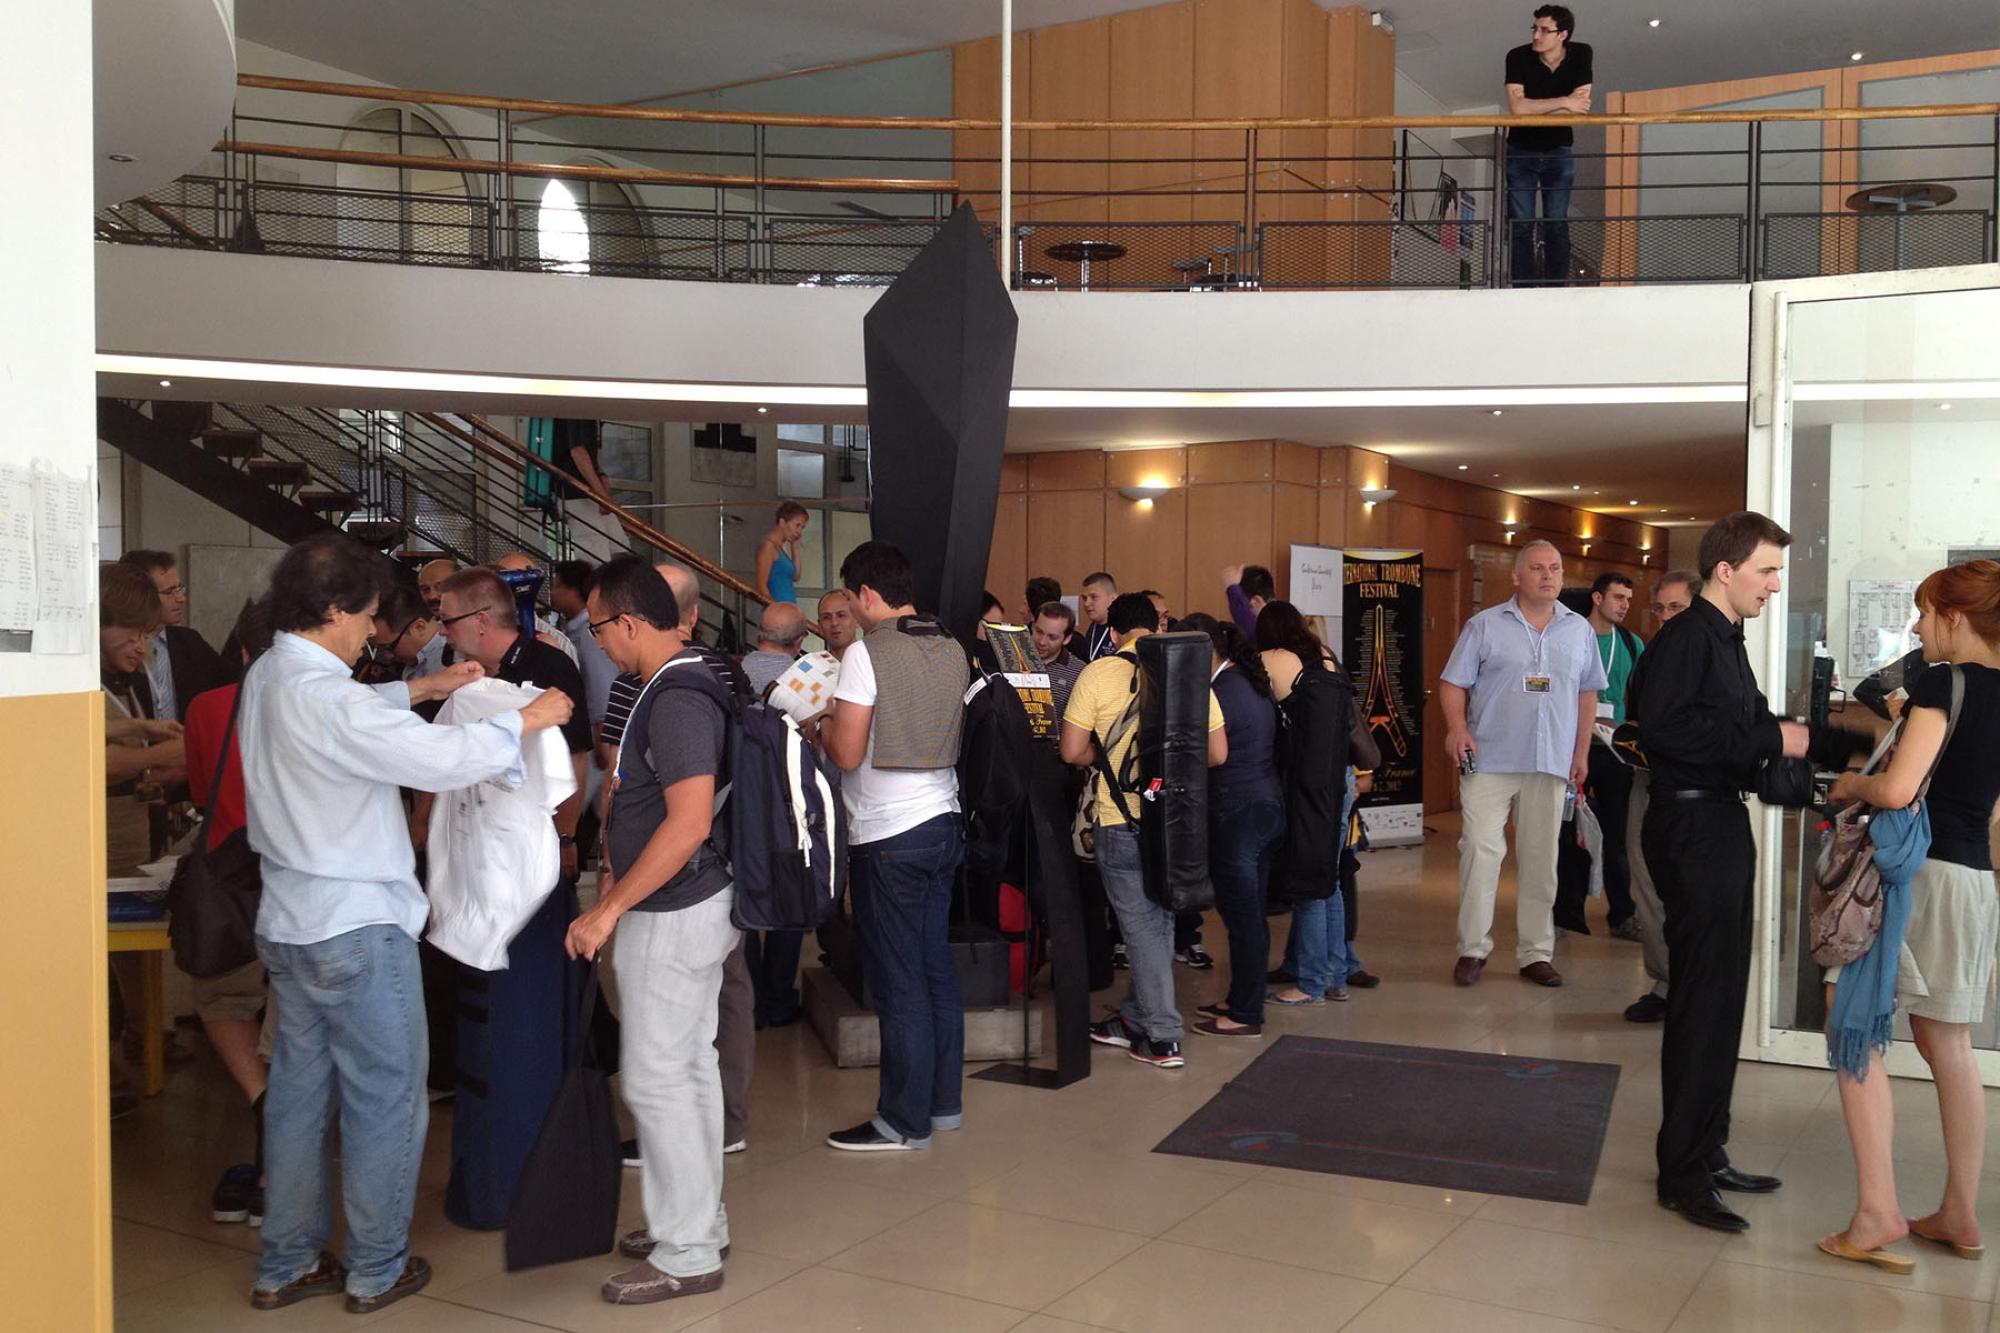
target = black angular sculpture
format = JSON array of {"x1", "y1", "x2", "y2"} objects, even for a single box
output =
[{"x1": 862, "y1": 202, "x2": 1019, "y2": 640}]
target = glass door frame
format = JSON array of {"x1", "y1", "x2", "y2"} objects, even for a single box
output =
[{"x1": 1743, "y1": 259, "x2": 2000, "y2": 1082}]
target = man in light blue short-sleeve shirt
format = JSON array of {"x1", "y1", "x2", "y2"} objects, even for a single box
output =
[{"x1": 1438, "y1": 540, "x2": 1606, "y2": 989}]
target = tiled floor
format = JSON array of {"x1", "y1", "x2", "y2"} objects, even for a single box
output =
[{"x1": 112, "y1": 818, "x2": 2000, "y2": 1331}]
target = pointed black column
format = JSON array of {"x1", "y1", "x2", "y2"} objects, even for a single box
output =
[{"x1": 862, "y1": 203, "x2": 1019, "y2": 639}]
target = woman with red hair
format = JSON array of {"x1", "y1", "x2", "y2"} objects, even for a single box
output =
[{"x1": 1819, "y1": 560, "x2": 2000, "y2": 1273}]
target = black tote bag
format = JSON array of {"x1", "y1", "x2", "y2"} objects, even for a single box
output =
[
  {"x1": 504, "y1": 965, "x2": 622, "y2": 1271},
  {"x1": 165, "y1": 688, "x2": 263, "y2": 978}
]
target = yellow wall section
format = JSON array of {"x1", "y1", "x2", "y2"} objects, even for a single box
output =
[{"x1": 0, "y1": 691, "x2": 113, "y2": 1330}]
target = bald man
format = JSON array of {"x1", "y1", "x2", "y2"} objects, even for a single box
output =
[
  {"x1": 417, "y1": 558, "x2": 460, "y2": 616},
  {"x1": 817, "y1": 589, "x2": 858, "y2": 659},
  {"x1": 655, "y1": 562, "x2": 701, "y2": 639},
  {"x1": 742, "y1": 602, "x2": 808, "y2": 696}
]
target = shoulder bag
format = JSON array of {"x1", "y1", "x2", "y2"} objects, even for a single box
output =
[{"x1": 165, "y1": 687, "x2": 263, "y2": 978}]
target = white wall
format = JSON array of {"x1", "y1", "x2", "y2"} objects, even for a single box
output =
[{"x1": 0, "y1": 0, "x2": 99, "y2": 698}]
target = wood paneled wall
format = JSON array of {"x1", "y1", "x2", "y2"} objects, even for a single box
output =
[{"x1": 952, "y1": 1, "x2": 1398, "y2": 286}]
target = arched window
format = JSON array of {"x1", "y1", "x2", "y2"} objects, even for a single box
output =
[
  {"x1": 535, "y1": 179, "x2": 590, "y2": 273},
  {"x1": 335, "y1": 107, "x2": 478, "y2": 264},
  {"x1": 526, "y1": 164, "x2": 649, "y2": 275}
]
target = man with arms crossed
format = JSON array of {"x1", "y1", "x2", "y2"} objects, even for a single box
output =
[{"x1": 1441, "y1": 539, "x2": 1605, "y2": 989}]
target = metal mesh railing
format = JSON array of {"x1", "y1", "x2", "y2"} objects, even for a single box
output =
[
  {"x1": 1261, "y1": 219, "x2": 1487, "y2": 289},
  {"x1": 515, "y1": 199, "x2": 756, "y2": 279},
  {"x1": 243, "y1": 181, "x2": 491, "y2": 267},
  {"x1": 763, "y1": 214, "x2": 946, "y2": 285},
  {"x1": 1541, "y1": 215, "x2": 1751, "y2": 285},
  {"x1": 1010, "y1": 221, "x2": 1249, "y2": 291},
  {"x1": 1759, "y1": 209, "x2": 1994, "y2": 280}
]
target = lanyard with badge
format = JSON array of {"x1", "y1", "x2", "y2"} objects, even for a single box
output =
[
  {"x1": 1520, "y1": 613, "x2": 1552, "y2": 695},
  {"x1": 1596, "y1": 630, "x2": 1621, "y2": 719}
]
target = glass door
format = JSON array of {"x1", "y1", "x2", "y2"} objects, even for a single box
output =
[{"x1": 1745, "y1": 266, "x2": 2000, "y2": 1081}]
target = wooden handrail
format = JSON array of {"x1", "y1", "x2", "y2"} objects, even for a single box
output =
[
  {"x1": 412, "y1": 412, "x2": 777, "y2": 617},
  {"x1": 135, "y1": 198, "x2": 211, "y2": 243},
  {"x1": 218, "y1": 140, "x2": 956, "y2": 196},
  {"x1": 239, "y1": 73, "x2": 1999, "y2": 132}
]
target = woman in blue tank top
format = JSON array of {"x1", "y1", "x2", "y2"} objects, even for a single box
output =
[{"x1": 757, "y1": 500, "x2": 809, "y2": 605}]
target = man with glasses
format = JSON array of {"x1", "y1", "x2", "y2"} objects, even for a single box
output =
[
  {"x1": 119, "y1": 549, "x2": 228, "y2": 722},
  {"x1": 431, "y1": 567, "x2": 596, "y2": 1231},
  {"x1": 369, "y1": 584, "x2": 449, "y2": 688},
  {"x1": 1503, "y1": 5, "x2": 1593, "y2": 286}
]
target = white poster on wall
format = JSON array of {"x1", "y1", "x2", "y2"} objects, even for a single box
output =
[
  {"x1": 1289, "y1": 544, "x2": 1343, "y2": 615},
  {"x1": 1846, "y1": 579, "x2": 1920, "y2": 681}
]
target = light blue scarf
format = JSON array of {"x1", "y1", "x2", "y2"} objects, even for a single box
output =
[{"x1": 1825, "y1": 800, "x2": 1932, "y2": 1082}]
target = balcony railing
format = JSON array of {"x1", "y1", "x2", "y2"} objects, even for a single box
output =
[{"x1": 93, "y1": 74, "x2": 2000, "y2": 290}]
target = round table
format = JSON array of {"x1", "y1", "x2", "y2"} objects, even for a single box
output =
[
  {"x1": 1844, "y1": 182, "x2": 1958, "y2": 271},
  {"x1": 1045, "y1": 240, "x2": 1128, "y2": 291}
]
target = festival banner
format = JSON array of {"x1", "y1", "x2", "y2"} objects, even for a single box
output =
[
  {"x1": 984, "y1": 623, "x2": 1058, "y2": 741},
  {"x1": 1343, "y1": 550, "x2": 1425, "y2": 846}
]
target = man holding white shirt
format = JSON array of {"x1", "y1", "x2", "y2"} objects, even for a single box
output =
[{"x1": 1440, "y1": 540, "x2": 1605, "y2": 988}]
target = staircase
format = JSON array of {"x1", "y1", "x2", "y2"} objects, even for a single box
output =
[{"x1": 100, "y1": 398, "x2": 764, "y2": 649}]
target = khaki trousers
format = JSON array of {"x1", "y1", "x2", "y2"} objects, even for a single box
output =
[{"x1": 1457, "y1": 770, "x2": 1565, "y2": 967}]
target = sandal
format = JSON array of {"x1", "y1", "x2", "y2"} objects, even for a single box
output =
[
  {"x1": 1817, "y1": 1232, "x2": 1915, "y2": 1275},
  {"x1": 1907, "y1": 1219, "x2": 1984, "y2": 1260}
]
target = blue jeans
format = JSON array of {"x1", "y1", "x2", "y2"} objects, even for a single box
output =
[
  {"x1": 1210, "y1": 795, "x2": 1285, "y2": 1024},
  {"x1": 1292, "y1": 891, "x2": 1349, "y2": 998},
  {"x1": 1506, "y1": 146, "x2": 1574, "y2": 285},
  {"x1": 1094, "y1": 821, "x2": 1182, "y2": 1042},
  {"x1": 256, "y1": 925, "x2": 427, "y2": 1299},
  {"x1": 851, "y1": 814, "x2": 966, "y2": 1144}
]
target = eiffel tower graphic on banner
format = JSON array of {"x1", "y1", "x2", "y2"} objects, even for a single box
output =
[{"x1": 1361, "y1": 604, "x2": 1414, "y2": 760}]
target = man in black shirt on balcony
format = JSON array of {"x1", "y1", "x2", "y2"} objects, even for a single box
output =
[
  {"x1": 1634, "y1": 512, "x2": 1867, "y2": 1235},
  {"x1": 1503, "y1": 6, "x2": 1593, "y2": 286}
]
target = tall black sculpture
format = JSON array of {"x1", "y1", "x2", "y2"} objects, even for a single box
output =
[{"x1": 862, "y1": 202, "x2": 1018, "y2": 641}]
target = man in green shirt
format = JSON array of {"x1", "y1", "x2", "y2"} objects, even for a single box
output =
[{"x1": 1587, "y1": 573, "x2": 1643, "y2": 939}]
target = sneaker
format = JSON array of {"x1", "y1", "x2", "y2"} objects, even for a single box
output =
[
  {"x1": 1328, "y1": 988, "x2": 1351, "y2": 1002},
  {"x1": 211, "y1": 1163, "x2": 258, "y2": 1224},
  {"x1": 249, "y1": 1251, "x2": 346, "y2": 1310},
  {"x1": 345, "y1": 1256, "x2": 431, "y2": 1315},
  {"x1": 1088, "y1": 1015, "x2": 1136, "y2": 1049},
  {"x1": 1346, "y1": 969, "x2": 1381, "y2": 989},
  {"x1": 1608, "y1": 917, "x2": 1646, "y2": 943},
  {"x1": 601, "y1": 1261, "x2": 724, "y2": 1305},
  {"x1": 826, "y1": 1121, "x2": 921, "y2": 1152},
  {"x1": 723, "y1": 1139, "x2": 747, "y2": 1155},
  {"x1": 622, "y1": 1138, "x2": 643, "y2": 1168},
  {"x1": 1129, "y1": 1037, "x2": 1185, "y2": 1069},
  {"x1": 1111, "y1": 943, "x2": 1130, "y2": 970},
  {"x1": 247, "y1": 1186, "x2": 264, "y2": 1229},
  {"x1": 1175, "y1": 944, "x2": 1215, "y2": 970}
]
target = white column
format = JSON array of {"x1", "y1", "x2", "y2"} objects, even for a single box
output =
[{"x1": 999, "y1": 0, "x2": 1013, "y2": 282}]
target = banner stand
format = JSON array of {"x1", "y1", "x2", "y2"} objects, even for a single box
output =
[{"x1": 1343, "y1": 549, "x2": 1426, "y2": 847}]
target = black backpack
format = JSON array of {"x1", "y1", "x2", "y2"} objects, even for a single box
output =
[{"x1": 631, "y1": 648, "x2": 847, "y2": 932}]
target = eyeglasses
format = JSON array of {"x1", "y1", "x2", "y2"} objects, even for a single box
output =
[
  {"x1": 1531, "y1": 23, "x2": 1561, "y2": 34},
  {"x1": 438, "y1": 608, "x2": 485, "y2": 627},
  {"x1": 157, "y1": 582, "x2": 186, "y2": 598},
  {"x1": 588, "y1": 613, "x2": 625, "y2": 639}
]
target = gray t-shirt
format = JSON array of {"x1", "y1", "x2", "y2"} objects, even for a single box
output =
[
  {"x1": 741, "y1": 649, "x2": 795, "y2": 697},
  {"x1": 607, "y1": 657, "x2": 731, "y2": 912}
]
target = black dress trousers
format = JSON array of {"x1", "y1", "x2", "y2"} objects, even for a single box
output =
[{"x1": 1643, "y1": 797, "x2": 1756, "y2": 1202}]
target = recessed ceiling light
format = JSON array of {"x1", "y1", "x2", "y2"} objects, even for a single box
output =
[
  {"x1": 1628, "y1": 499, "x2": 1639, "y2": 506},
  {"x1": 756, "y1": 406, "x2": 769, "y2": 414},
  {"x1": 1659, "y1": 508, "x2": 1668, "y2": 513},
  {"x1": 1851, "y1": 51, "x2": 1865, "y2": 61},
  {"x1": 1457, "y1": 464, "x2": 1469, "y2": 470},
  {"x1": 1492, "y1": 473, "x2": 1501, "y2": 479},
  {"x1": 108, "y1": 152, "x2": 135, "y2": 163},
  {"x1": 1648, "y1": 17, "x2": 1661, "y2": 28},
  {"x1": 158, "y1": 379, "x2": 172, "y2": 387},
  {"x1": 1939, "y1": 402, "x2": 1954, "y2": 410},
  {"x1": 1571, "y1": 484, "x2": 1581, "y2": 491},
  {"x1": 1490, "y1": 409, "x2": 1503, "y2": 416}
]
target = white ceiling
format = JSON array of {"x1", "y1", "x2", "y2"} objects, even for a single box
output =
[{"x1": 235, "y1": 0, "x2": 2000, "y2": 110}]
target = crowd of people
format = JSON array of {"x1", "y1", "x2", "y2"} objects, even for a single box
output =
[{"x1": 96, "y1": 501, "x2": 2000, "y2": 1306}]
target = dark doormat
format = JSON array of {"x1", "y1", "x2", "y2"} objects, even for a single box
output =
[{"x1": 1152, "y1": 1036, "x2": 1620, "y2": 1204}]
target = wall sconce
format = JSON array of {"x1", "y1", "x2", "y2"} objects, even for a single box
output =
[
  {"x1": 1117, "y1": 483, "x2": 1170, "y2": 503},
  {"x1": 1504, "y1": 528, "x2": 1517, "y2": 541},
  {"x1": 1581, "y1": 543, "x2": 1592, "y2": 556},
  {"x1": 1359, "y1": 486, "x2": 1397, "y2": 509}
]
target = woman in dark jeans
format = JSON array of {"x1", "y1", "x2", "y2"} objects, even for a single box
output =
[{"x1": 1182, "y1": 614, "x2": 1285, "y2": 1038}]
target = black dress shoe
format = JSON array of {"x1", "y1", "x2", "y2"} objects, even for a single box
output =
[
  {"x1": 1623, "y1": 994, "x2": 1667, "y2": 1023},
  {"x1": 1711, "y1": 1165, "x2": 1782, "y2": 1194},
  {"x1": 1660, "y1": 1190, "x2": 1749, "y2": 1234}
]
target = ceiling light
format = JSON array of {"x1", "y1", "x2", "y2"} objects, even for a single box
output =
[
  {"x1": 108, "y1": 152, "x2": 135, "y2": 163},
  {"x1": 756, "y1": 406, "x2": 769, "y2": 414},
  {"x1": 158, "y1": 379, "x2": 172, "y2": 388},
  {"x1": 1490, "y1": 409, "x2": 1503, "y2": 416},
  {"x1": 1491, "y1": 473, "x2": 1501, "y2": 479},
  {"x1": 1628, "y1": 499, "x2": 1638, "y2": 505},
  {"x1": 1939, "y1": 402, "x2": 1954, "y2": 410},
  {"x1": 1648, "y1": 17, "x2": 1661, "y2": 27},
  {"x1": 1571, "y1": 484, "x2": 1581, "y2": 491},
  {"x1": 1457, "y1": 464, "x2": 1469, "y2": 471},
  {"x1": 1850, "y1": 50, "x2": 1865, "y2": 61}
]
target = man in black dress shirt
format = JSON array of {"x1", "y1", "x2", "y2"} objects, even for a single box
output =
[
  {"x1": 1633, "y1": 512, "x2": 1863, "y2": 1234},
  {"x1": 1503, "y1": 6, "x2": 1594, "y2": 286}
]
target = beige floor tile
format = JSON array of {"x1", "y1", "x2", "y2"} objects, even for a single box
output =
[
  {"x1": 359, "y1": 1299, "x2": 558, "y2": 1331},
  {"x1": 1045, "y1": 1239, "x2": 1381, "y2": 1333},
  {"x1": 962, "y1": 1143, "x2": 1249, "y2": 1235},
  {"x1": 1161, "y1": 1177, "x2": 1463, "y2": 1283},
  {"x1": 684, "y1": 1267, "x2": 1027, "y2": 1332},
  {"x1": 1473, "y1": 1165, "x2": 1730, "y2": 1259},
  {"x1": 429, "y1": 1246, "x2": 803, "y2": 1331},
  {"x1": 111, "y1": 1218, "x2": 248, "y2": 1297},
  {"x1": 114, "y1": 1258, "x2": 343, "y2": 1333},
  {"x1": 823, "y1": 1201, "x2": 1145, "y2": 1309},
  {"x1": 1250, "y1": 1165, "x2": 1492, "y2": 1216},
  {"x1": 1670, "y1": 1260, "x2": 1988, "y2": 1333},
  {"x1": 1005, "y1": 1318, "x2": 1116, "y2": 1333},
  {"x1": 1340, "y1": 1287, "x2": 1618, "y2": 1332},
  {"x1": 713, "y1": 1169, "x2": 940, "y2": 1263},
  {"x1": 787, "y1": 1127, "x2": 1051, "y2": 1200},
  {"x1": 1399, "y1": 1218, "x2": 1712, "y2": 1333}
]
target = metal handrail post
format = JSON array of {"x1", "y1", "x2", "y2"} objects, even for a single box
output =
[
  {"x1": 497, "y1": 109, "x2": 515, "y2": 268},
  {"x1": 1745, "y1": 121, "x2": 1762, "y2": 281},
  {"x1": 753, "y1": 123, "x2": 768, "y2": 281},
  {"x1": 1490, "y1": 129, "x2": 1508, "y2": 287},
  {"x1": 713, "y1": 187, "x2": 727, "y2": 278},
  {"x1": 1990, "y1": 114, "x2": 1999, "y2": 263}
]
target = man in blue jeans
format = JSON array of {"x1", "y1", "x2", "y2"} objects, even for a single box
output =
[
  {"x1": 1061, "y1": 594, "x2": 1227, "y2": 1069},
  {"x1": 1503, "y1": 5, "x2": 1594, "y2": 286},
  {"x1": 239, "y1": 536, "x2": 573, "y2": 1314},
  {"x1": 822, "y1": 542, "x2": 970, "y2": 1151}
]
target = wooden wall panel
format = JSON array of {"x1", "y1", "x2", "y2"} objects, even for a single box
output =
[
  {"x1": 1105, "y1": 446, "x2": 1188, "y2": 489},
  {"x1": 1106, "y1": 488, "x2": 1188, "y2": 612},
  {"x1": 951, "y1": 37, "x2": 1031, "y2": 222},
  {"x1": 986, "y1": 491, "x2": 1028, "y2": 611},
  {"x1": 1107, "y1": 1, "x2": 1195, "y2": 256},
  {"x1": 1027, "y1": 19, "x2": 1111, "y2": 225},
  {"x1": 1028, "y1": 450, "x2": 1106, "y2": 491},
  {"x1": 1187, "y1": 440, "x2": 1273, "y2": 484},
  {"x1": 1275, "y1": 440, "x2": 1318, "y2": 486},
  {"x1": 1192, "y1": 0, "x2": 1284, "y2": 210},
  {"x1": 1273, "y1": 483, "x2": 1320, "y2": 595},
  {"x1": 998, "y1": 453, "x2": 1029, "y2": 493},
  {"x1": 1027, "y1": 488, "x2": 1106, "y2": 590},
  {"x1": 1185, "y1": 482, "x2": 1274, "y2": 617}
]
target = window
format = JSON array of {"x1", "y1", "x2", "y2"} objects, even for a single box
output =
[
  {"x1": 335, "y1": 107, "x2": 477, "y2": 263},
  {"x1": 536, "y1": 179, "x2": 590, "y2": 274},
  {"x1": 777, "y1": 424, "x2": 826, "y2": 445},
  {"x1": 777, "y1": 448, "x2": 825, "y2": 499}
]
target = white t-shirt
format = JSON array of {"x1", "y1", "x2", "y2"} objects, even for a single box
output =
[
  {"x1": 830, "y1": 637, "x2": 961, "y2": 845},
  {"x1": 424, "y1": 678, "x2": 578, "y2": 971}
]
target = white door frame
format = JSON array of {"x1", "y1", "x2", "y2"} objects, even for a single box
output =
[{"x1": 1741, "y1": 261, "x2": 2000, "y2": 1082}]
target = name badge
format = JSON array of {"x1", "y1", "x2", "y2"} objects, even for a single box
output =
[
  {"x1": 1596, "y1": 701, "x2": 1616, "y2": 719},
  {"x1": 1523, "y1": 674, "x2": 1552, "y2": 694}
]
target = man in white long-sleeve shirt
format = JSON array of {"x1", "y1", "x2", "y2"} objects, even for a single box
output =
[{"x1": 240, "y1": 536, "x2": 573, "y2": 1317}]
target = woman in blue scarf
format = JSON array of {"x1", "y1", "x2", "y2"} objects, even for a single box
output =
[{"x1": 1818, "y1": 562, "x2": 2000, "y2": 1274}]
